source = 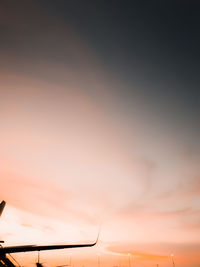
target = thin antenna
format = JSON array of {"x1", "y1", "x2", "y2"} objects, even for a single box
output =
[
  {"x1": 128, "y1": 254, "x2": 131, "y2": 267},
  {"x1": 38, "y1": 251, "x2": 40, "y2": 263},
  {"x1": 170, "y1": 254, "x2": 175, "y2": 267}
]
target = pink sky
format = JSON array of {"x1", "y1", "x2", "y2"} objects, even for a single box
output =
[{"x1": 0, "y1": 71, "x2": 200, "y2": 267}]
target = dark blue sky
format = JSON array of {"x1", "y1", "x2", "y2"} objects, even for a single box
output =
[
  {"x1": 43, "y1": 0, "x2": 200, "y2": 88},
  {"x1": 41, "y1": 0, "x2": 200, "y2": 144},
  {"x1": 0, "y1": 0, "x2": 200, "y2": 144}
]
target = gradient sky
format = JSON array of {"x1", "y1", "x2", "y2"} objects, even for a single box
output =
[{"x1": 0, "y1": 1, "x2": 200, "y2": 267}]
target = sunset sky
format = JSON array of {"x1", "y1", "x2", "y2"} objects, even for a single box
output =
[{"x1": 0, "y1": 1, "x2": 200, "y2": 267}]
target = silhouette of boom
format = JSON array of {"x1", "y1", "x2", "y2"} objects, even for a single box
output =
[
  {"x1": 0, "y1": 200, "x2": 98, "y2": 267},
  {"x1": 0, "y1": 241, "x2": 97, "y2": 254}
]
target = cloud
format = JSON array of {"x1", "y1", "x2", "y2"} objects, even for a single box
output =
[
  {"x1": 106, "y1": 244, "x2": 168, "y2": 262},
  {"x1": 106, "y1": 242, "x2": 200, "y2": 264},
  {"x1": 0, "y1": 170, "x2": 70, "y2": 216},
  {"x1": 0, "y1": 167, "x2": 99, "y2": 226}
]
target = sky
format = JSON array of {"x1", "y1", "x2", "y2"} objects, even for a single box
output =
[{"x1": 0, "y1": 1, "x2": 200, "y2": 266}]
